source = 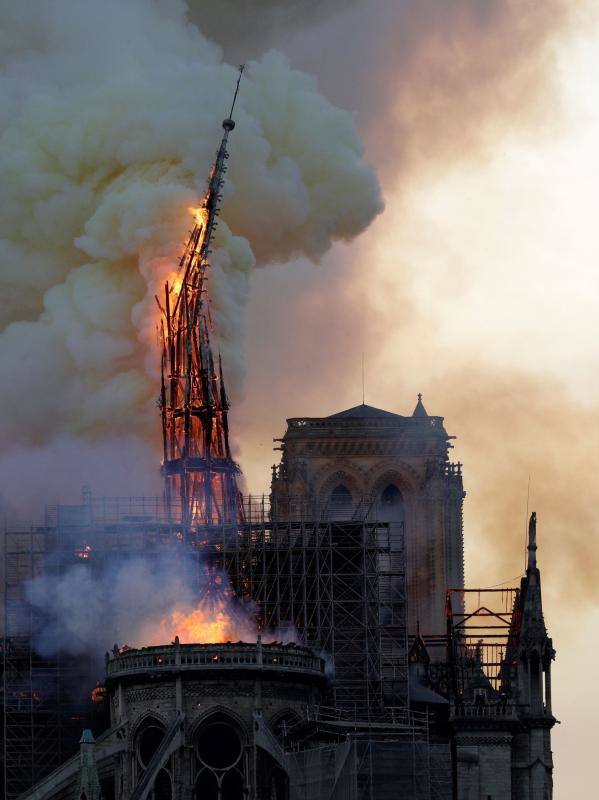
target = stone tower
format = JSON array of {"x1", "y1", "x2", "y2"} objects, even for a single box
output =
[{"x1": 270, "y1": 397, "x2": 465, "y2": 635}]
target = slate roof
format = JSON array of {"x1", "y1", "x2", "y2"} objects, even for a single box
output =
[{"x1": 327, "y1": 404, "x2": 405, "y2": 420}]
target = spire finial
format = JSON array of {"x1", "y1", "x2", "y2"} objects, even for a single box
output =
[
  {"x1": 223, "y1": 64, "x2": 245, "y2": 131},
  {"x1": 527, "y1": 511, "x2": 537, "y2": 571}
]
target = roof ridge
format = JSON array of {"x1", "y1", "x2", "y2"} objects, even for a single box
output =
[{"x1": 327, "y1": 404, "x2": 405, "y2": 420}]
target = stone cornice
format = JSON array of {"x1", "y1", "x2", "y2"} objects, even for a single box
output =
[
  {"x1": 519, "y1": 715, "x2": 556, "y2": 730},
  {"x1": 292, "y1": 440, "x2": 444, "y2": 459}
]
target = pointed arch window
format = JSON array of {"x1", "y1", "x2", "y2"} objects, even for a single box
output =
[
  {"x1": 193, "y1": 714, "x2": 246, "y2": 800},
  {"x1": 379, "y1": 484, "x2": 405, "y2": 522},
  {"x1": 330, "y1": 484, "x2": 352, "y2": 511},
  {"x1": 153, "y1": 769, "x2": 172, "y2": 800},
  {"x1": 137, "y1": 722, "x2": 165, "y2": 769}
]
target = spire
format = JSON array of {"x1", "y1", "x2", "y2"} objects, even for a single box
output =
[
  {"x1": 527, "y1": 511, "x2": 537, "y2": 573},
  {"x1": 516, "y1": 511, "x2": 555, "y2": 723},
  {"x1": 158, "y1": 67, "x2": 245, "y2": 533},
  {"x1": 519, "y1": 512, "x2": 549, "y2": 653},
  {"x1": 412, "y1": 392, "x2": 429, "y2": 418}
]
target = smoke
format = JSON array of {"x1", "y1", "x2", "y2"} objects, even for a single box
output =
[
  {"x1": 25, "y1": 551, "x2": 299, "y2": 659},
  {"x1": 431, "y1": 366, "x2": 599, "y2": 604},
  {"x1": 186, "y1": 0, "x2": 356, "y2": 59},
  {"x1": 0, "y1": 0, "x2": 381, "y2": 513}
]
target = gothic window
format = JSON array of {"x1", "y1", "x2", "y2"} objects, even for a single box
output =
[
  {"x1": 194, "y1": 714, "x2": 245, "y2": 800},
  {"x1": 330, "y1": 484, "x2": 352, "y2": 515},
  {"x1": 136, "y1": 720, "x2": 165, "y2": 769},
  {"x1": 196, "y1": 720, "x2": 242, "y2": 769},
  {"x1": 196, "y1": 770, "x2": 218, "y2": 800},
  {"x1": 153, "y1": 769, "x2": 172, "y2": 800},
  {"x1": 135, "y1": 719, "x2": 171, "y2": 800},
  {"x1": 221, "y1": 769, "x2": 244, "y2": 799},
  {"x1": 379, "y1": 484, "x2": 405, "y2": 523}
]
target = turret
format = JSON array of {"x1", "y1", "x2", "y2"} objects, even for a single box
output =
[{"x1": 77, "y1": 730, "x2": 102, "y2": 800}]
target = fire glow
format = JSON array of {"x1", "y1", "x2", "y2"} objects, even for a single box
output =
[
  {"x1": 154, "y1": 606, "x2": 241, "y2": 645},
  {"x1": 140, "y1": 567, "x2": 260, "y2": 647}
]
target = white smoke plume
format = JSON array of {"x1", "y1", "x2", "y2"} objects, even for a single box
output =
[
  {"x1": 0, "y1": 0, "x2": 381, "y2": 514},
  {"x1": 25, "y1": 551, "x2": 298, "y2": 659}
]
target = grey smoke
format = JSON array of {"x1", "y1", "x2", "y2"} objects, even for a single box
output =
[
  {"x1": 26, "y1": 553, "x2": 256, "y2": 657},
  {"x1": 186, "y1": 0, "x2": 357, "y2": 58},
  {"x1": 26, "y1": 549, "x2": 303, "y2": 658}
]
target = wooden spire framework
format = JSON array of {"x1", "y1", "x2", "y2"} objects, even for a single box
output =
[{"x1": 158, "y1": 67, "x2": 244, "y2": 532}]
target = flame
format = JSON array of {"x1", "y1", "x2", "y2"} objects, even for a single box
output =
[
  {"x1": 146, "y1": 568, "x2": 257, "y2": 645},
  {"x1": 167, "y1": 270, "x2": 183, "y2": 297},
  {"x1": 77, "y1": 544, "x2": 92, "y2": 559},
  {"x1": 91, "y1": 683, "x2": 106, "y2": 703},
  {"x1": 189, "y1": 205, "x2": 208, "y2": 228},
  {"x1": 162, "y1": 605, "x2": 238, "y2": 644}
]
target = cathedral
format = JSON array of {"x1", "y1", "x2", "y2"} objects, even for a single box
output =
[
  {"x1": 2, "y1": 94, "x2": 556, "y2": 800},
  {"x1": 6, "y1": 398, "x2": 556, "y2": 800}
]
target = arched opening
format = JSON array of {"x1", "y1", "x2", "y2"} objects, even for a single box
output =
[
  {"x1": 330, "y1": 484, "x2": 352, "y2": 516},
  {"x1": 221, "y1": 769, "x2": 244, "y2": 800},
  {"x1": 194, "y1": 714, "x2": 246, "y2": 799},
  {"x1": 153, "y1": 769, "x2": 172, "y2": 800},
  {"x1": 379, "y1": 484, "x2": 405, "y2": 523},
  {"x1": 137, "y1": 720, "x2": 166, "y2": 769},
  {"x1": 196, "y1": 719, "x2": 242, "y2": 770},
  {"x1": 195, "y1": 769, "x2": 218, "y2": 800}
]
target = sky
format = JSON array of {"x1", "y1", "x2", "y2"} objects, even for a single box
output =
[{"x1": 1, "y1": 0, "x2": 596, "y2": 794}]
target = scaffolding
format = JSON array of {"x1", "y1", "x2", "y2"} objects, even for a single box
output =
[
  {"x1": 446, "y1": 587, "x2": 520, "y2": 698},
  {"x1": 281, "y1": 705, "x2": 450, "y2": 800},
  {"x1": 237, "y1": 509, "x2": 408, "y2": 710},
  {"x1": 3, "y1": 494, "x2": 410, "y2": 800}
]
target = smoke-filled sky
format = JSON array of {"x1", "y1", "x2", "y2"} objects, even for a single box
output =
[{"x1": 0, "y1": 0, "x2": 596, "y2": 793}]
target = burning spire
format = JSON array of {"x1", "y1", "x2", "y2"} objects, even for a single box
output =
[{"x1": 158, "y1": 66, "x2": 245, "y2": 534}]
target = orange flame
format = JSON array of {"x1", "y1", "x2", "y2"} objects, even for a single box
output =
[
  {"x1": 147, "y1": 567, "x2": 254, "y2": 645},
  {"x1": 167, "y1": 606, "x2": 237, "y2": 643},
  {"x1": 189, "y1": 205, "x2": 208, "y2": 228}
]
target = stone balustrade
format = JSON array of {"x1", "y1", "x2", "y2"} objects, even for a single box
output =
[{"x1": 105, "y1": 641, "x2": 324, "y2": 681}]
